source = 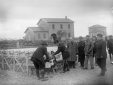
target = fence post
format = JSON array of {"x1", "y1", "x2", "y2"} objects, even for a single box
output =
[
  {"x1": 17, "y1": 41, "x2": 20, "y2": 48},
  {"x1": 26, "y1": 56, "x2": 29, "y2": 74},
  {"x1": 13, "y1": 56, "x2": 15, "y2": 71},
  {"x1": 1, "y1": 55, "x2": 4, "y2": 70}
]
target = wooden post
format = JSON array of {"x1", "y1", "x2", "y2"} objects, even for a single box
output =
[
  {"x1": 17, "y1": 41, "x2": 20, "y2": 48},
  {"x1": 1, "y1": 55, "x2": 4, "y2": 70},
  {"x1": 26, "y1": 56, "x2": 29, "y2": 74},
  {"x1": 13, "y1": 57, "x2": 15, "y2": 71}
]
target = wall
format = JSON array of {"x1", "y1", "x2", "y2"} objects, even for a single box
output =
[
  {"x1": 34, "y1": 31, "x2": 49, "y2": 41},
  {"x1": 89, "y1": 27, "x2": 107, "y2": 37},
  {"x1": 48, "y1": 22, "x2": 74, "y2": 39},
  {"x1": 25, "y1": 29, "x2": 34, "y2": 42}
]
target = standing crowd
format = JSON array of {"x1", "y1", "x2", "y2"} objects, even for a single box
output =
[{"x1": 30, "y1": 33, "x2": 113, "y2": 81}]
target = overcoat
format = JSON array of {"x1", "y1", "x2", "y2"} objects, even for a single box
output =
[
  {"x1": 95, "y1": 39, "x2": 107, "y2": 59},
  {"x1": 31, "y1": 46, "x2": 49, "y2": 68},
  {"x1": 107, "y1": 39, "x2": 113, "y2": 54},
  {"x1": 78, "y1": 41, "x2": 85, "y2": 62},
  {"x1": 67, "y1": 41, "x2": 78, "y2": 61}
]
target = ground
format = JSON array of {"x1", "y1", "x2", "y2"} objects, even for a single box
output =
[{"x1": 0, "y1": 57, "x2": 113, "y2": 85}]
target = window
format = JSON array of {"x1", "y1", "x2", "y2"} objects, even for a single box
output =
[
  {"x1": 52, "y1": 24, "x2": 55, "y2": 29},
  {"x1": 60, "y1": 24, "x2": 63, "y2": 29},
  {"x1": 68, "y1": 33, "x2": 70, "y2": 37},
  {"x1": 38, "y1": 34, "x2": 40, "y2": 39},
  {"x1": 68, "y1": 24, "x2": 70, "y2": 29},
  {"x1": 43, "y1": 33, "x2": 46, "y2": 38}
]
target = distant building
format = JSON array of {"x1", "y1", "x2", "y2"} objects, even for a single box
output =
[
  {"x1": 88, "y1": 24, "x2": 107, "y2": 38},
  {"x1": 24, "y1": 27, "x2": 48, "y2": 42},
  {"x1": 24, "y1": 16, "x2": 74, "y2": 42}
]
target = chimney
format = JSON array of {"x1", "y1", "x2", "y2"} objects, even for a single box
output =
[{"x1": 65, "y1": 16, "x2": 67, "y2": 19}]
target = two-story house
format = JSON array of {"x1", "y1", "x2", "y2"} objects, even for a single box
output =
[{"x1": 24, "y1": 16, "x2": 74, "y2": 42}]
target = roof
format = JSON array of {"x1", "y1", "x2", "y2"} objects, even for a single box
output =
[
  {"x1": 24, "y1": 27, "x2": 48, "y2": 33},
  {"x1": 89, "y1": 24, "x2": 106, "y2": 28},
  {"x1": 37, "y1": 17, "x2": 74, "y2": 24}
]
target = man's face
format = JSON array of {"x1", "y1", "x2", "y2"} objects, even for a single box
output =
[
  {"x1": 92, "y1": 37, "x2": 96, "y2": 41},
  {"x1": 79, "y1": 37, "x2": 82, "y2": 41},
  {"x1": 86, "y1": 36, "x2": 90, "y2": 40},
  {"x1": 97, "y1": 36, "x2": 101, "y2": 40}
]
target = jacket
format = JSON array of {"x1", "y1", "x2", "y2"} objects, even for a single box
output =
[
  {"x1": 53, "y1": 43, "x2": 70, "y2": 60},
  {"x1": 31, "y1": 46, "x2": 49, "y2": 64},
  {"x1": 96, "y1": 39, "x2": 107, "y2": 59},
  {"x1": 84, "y1": 40, "x2": 94, "y2": 56}
]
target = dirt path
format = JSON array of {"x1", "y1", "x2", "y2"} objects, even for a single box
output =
[{"x1": 0, "y1": 58, "x2": 113, "y2": 85}]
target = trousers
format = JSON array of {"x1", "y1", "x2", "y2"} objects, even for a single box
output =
[
  {"x1": 97, "y1": 58, "x2": 106, "y2": 74},
  {"x1": 84, "y1": 56, "x2": 94, "y2": 68}
]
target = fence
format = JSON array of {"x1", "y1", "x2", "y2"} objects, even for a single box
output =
[{"x1": 0, "y1": 50, "x2": 35, "y2": 75}]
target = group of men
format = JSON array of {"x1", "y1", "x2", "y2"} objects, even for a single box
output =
[
  {"x1": 30, "y1": 33, "x2": 113, "y2": 81},
  {"x1": 68, "y1": 34, "x2": 113, "y2": 76}
]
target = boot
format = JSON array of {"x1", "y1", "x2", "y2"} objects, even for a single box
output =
[{"x1": 36, "y1": 70, "x2": 41, "y2": 79}]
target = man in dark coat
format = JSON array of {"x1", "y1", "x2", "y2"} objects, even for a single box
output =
[
  {"x1": 92, "y1": 36, "x2": 98, "y2": 66},
  {"x1": 31, "y1": 41, "x2": 49, "y2": 81},
  {"x1": 107, "y1": 35, "x2": 113, "y2": 64},
  {"x1": 96, "y1": 34, "x2": 107, "y2": 76},
  {"x1": 53, "y1": 40, "x2": 70, "y2": 73},
  {"x1": 78, "y1": 36, "x2": 85, "y2": 68},
  {"x1": 67, "y1": 38, "x2": 78, "y2": 69}
]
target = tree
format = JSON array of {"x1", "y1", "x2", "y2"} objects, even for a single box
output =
[{"x1": 57, "y1": 30, "x2": 67, "y2": 41}]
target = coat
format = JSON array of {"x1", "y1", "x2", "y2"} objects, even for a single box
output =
[
  {"x1": 93, "y1": 40, "x2": 97, "y2": 57},
  {"x1": 67, "y1": 41, "x2": 78, "y2": 61},
  {"x1": 31, "y1": 46, "x2": 49, "y2": 66},
  {"x1": 107, "y1": 39, "x2": 113, "y2": 53},
  {"x1": 78, "y1": 41, "x2": 85, "y2": 62},
  {"x1": 53, "y1": 43, "x2": 70, "y2": 60},
  {"x1": 84, "y1": 40, "x2": 94, "y2": 56},
  {"x1": 95, "y1": 39, "x2": 107, "y2": 59}
]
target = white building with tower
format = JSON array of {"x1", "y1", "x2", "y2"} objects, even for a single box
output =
[{"x1": 89, "y1": 24, "x2": 107, "y2": 38}]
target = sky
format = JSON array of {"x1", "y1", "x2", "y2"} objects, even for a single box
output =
[{"x1": 0, "y1": 0, "x2": 113, "y2": 39}]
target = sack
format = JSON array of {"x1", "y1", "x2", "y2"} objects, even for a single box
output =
[
  {"x1": 45, "y1": 62, "x2": 51, "y2": 68},
  {"x1": 55, "y1": 53, "x2": 63, "y2": 61}
]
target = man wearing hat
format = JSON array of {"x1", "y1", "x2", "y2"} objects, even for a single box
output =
[
  {"x1": 31, "y1": 41, "x2": 49, "y2": 81},
  {"x1": 96, "y1": 33, "x2": 107, "y2": 76}
]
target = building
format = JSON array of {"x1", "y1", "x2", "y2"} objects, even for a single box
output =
[
  {"x1": 24, "y1": 16, "x2": 74, "y2": 42},
  {"x1": 24, "y1": 27, "x2": 48, "y2": 42},
  {"x1": 89, "y1": 24, "x2": 107, "y2": 37}
]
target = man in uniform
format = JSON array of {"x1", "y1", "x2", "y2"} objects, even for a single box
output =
[{"x1": 96, "y1": 34, "x2": 107, "y2": 76}]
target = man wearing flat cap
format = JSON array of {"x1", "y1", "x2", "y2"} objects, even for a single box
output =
[
  {"x1": 96, "y1": 33, "x2": 107, "y2": 76},
  {"x1": 31, "y1": 41, "x2": 49, "y2": 81}
]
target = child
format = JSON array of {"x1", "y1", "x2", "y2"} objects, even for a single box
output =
[{"x1": 44, "y1": 52, "x2": 54, "y2": 78}]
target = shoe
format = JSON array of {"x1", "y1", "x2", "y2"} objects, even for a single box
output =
[
  {"x1": 66, "y1": 69, "x2": 70, "y2": 71},
  {"x1": 90, "y1": 67, "x2": 94, "y2": 70},
  {"x1": 37, "y1": 77, "x2": 41, "y2": 80},
  {"x1": 41, "y1": 78, "x2": 48, "y2": 81},
  {"x1": 83, "y1": 68, "x2": 88, "y2": 70},
  {"x1": 98, "y1": 73, "x2": 105, "y2": 76},
  {"x1": 73, "y1": 67, "x2": 76, "y2": 69}
]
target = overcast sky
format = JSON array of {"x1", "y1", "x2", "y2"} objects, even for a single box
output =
[{"x1": 0, "y1": 0, "x2": 113, "y2": 39}]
